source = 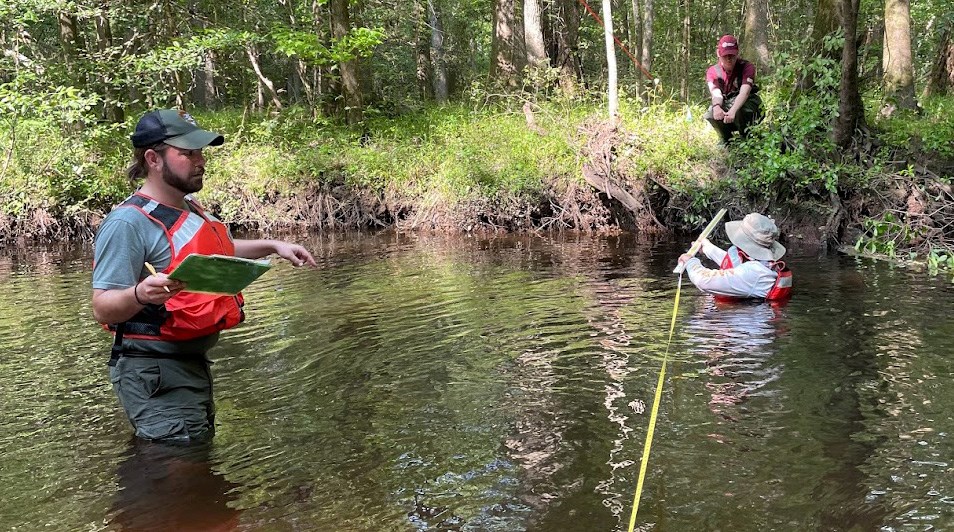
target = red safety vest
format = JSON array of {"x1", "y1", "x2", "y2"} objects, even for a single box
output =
[
  {"x1": 715, "y1": 246, "x2": 792, "y2": 302},
  {"x1": 101, "y1": 192, "x2": 245, "y2": 344}
]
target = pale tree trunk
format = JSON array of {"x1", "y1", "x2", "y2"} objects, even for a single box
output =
[
  {"x1": 601, "y1": 0, "x2": 618, "y2": 119},
  {"x1": 743, "y1": 0, "x2": 771, "y2": 73},
  {"x1": 925, "y1": 24, "x2": 954, "y2": 97},
  {"x1": 246, "y1": 44, "x2": 283, "y2": 111},
  {"x1": 524, "y1": 0, "x2": 547, "y2": 69},
  {"x1": 330, "y1": 0, "x2": 363, "y2": 123},
  {"x1": 415, "y1": 0, "x2": 434, "y2": 100},
  {"x1": 429, "y1": 0, "x2": 449, "y2": 103},
  {"x1": 833, "y1": 0, "x2": 866, "y2": 147},
  {"x1": 554, "y1": 0, "x2": 582, "y2": 94},
  {"x1": 640, "y1": 0, "x2": 655, "y2": 96},
  {"x1": 883, "y1": 0, "x2": 917, "y2": 110},
  {"x1": 57, "y1": 12, "x2": 81, "y2": 62},
  {"x1": 491, "y1": 0, "x2": 519, "y2": 86}
]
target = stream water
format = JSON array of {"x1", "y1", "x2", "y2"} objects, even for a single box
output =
[{"x1": 1, "y1": 231, "x2": 952, "y2": 531}]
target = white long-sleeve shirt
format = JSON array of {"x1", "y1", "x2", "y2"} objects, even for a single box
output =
[{"x1": 684, "y1": 240, "x2": 778, "y2": 299}]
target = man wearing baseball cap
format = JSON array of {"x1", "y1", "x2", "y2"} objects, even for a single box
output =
[
  {"x1": 92, "y1": 109, "x2": 317, "y2": 444},
  {"x1": 704, "y1": 35, "x2": 763, "y2": 144},
  {"x1": 678, "y1": 212, "x2": 792, "y2": 301}
]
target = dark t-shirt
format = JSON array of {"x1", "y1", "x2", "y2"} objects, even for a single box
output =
[{"x1": 705, "y1": 59, "x2": 757, "y2": 98}]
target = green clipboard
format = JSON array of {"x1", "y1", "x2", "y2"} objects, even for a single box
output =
[{"x1": 168, "y1": 253, "x2": 272, "y2": 295}]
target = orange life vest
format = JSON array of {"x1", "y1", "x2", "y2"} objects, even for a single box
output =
[
  {"x1": 102, "y1": 192, "x2": 245, "y2": 345},
  {"x1": 715, "y1": 246, "x2": 792, "y2": 302}
]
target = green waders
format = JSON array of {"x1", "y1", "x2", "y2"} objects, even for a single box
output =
[{"x1": 109, "y1": 356, "x2": 215, "y2": 443}]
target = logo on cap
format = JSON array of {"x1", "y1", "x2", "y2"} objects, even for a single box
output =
[{"x1": 178, "y1": 110, "x2": 197, "y2": 126}]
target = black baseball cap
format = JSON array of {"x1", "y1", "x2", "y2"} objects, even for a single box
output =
[{"x1": 130, "y1": 109, "x2": 225, "y2": 149}]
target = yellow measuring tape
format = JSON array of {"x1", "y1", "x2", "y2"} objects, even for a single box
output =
[{"x1": 626, "y1": 208, "x2": 726, "y2": 532}]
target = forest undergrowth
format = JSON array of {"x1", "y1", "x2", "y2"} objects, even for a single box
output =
[{"x1": 1, "y1": 91, "x2": 952, "y2": 277}]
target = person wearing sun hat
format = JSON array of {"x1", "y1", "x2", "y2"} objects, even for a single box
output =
[
  {"x1": 678, "y1": 213, "x2": 792, "y2": 300},
  {"x1": 704, "y1": 34, "x2": 763, "y2": 144},
  {"x1": 91, "y1": 109, "x2": 317, "y2": 444}
]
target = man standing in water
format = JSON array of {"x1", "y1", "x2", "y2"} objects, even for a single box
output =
[
  {"x1": 704, "y1": 34, "x2": 763, "y2": 144},
  {"x1": 678, "y1": 213, "x2": 792, "y2": 301},
  {"x1": 92, "y1": 109, "x2": 316, "y2": 443}
]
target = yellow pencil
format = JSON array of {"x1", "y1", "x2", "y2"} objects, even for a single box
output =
[{"x1": 144, "y1": 262, "x2": 171, "y2": 293}]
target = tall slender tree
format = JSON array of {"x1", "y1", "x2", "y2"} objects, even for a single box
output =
[
  {"x1": 743, "y1": 0, "x2": 771, "y2": 72},
  {"x1": 429, "y1": 0, "x2": 449, "y2": 103},
  {"x1": 553, "y1": 0, "x2": 582, "y2": 93},
  {"x1": 883, "y1": 0, "x2": 917, "y2": 110},
  {"x1": 602, "y1": 0, "x2": 618, "y2": 119},
  {"x1": 925, "y1": 23, "x2": 954, "y2": 97},
  {"x1": 491, "y1": 0, "x2": 519, "y2": 86},
  {"x1": 415, "y1": 0, "x2": 434, "y2": 100},
  {"x1": 331, "y1": 0, "x2": 363, "y2": 123},
  {"x1": 524, "y1": 0, "x2": 547, "y2": 69},
  {"x1": 834, "y1": 0, "x2": 866, "y2": 147}
]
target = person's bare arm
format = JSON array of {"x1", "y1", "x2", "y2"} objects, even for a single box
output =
[
  {"x1": 234, "y1": 239, "x2": 317, "y2": 267},
  {"x1": 724, "y1": 84, "x2": 752, "y2": 123},
  {"x1": 708, "y1": 81, "x2": 726, "y2": 121},
  {"x1": 92, "y1": 275, "x2": 183, "y2": 324}
]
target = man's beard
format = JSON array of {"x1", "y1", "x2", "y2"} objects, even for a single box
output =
[{"x1": 161, "y1": 165, "x2": 203, "y2": 194}]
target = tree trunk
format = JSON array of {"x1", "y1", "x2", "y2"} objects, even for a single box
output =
[
  {"x1": 554, "y1": 0, "x2": 582, "y2": 94},
  {"x1": 799, "y1": 0, "x2": 841, "y2": 90},
  {"x1": 926, "y1": 24, "x2": 954, "y2": 97},
  {"x1": 94, "y1": 2, "x2": 123, "y2": 122},
  {"x1": 245, "y1": 44, "x2": 284, "y2": 111},
  {"x1": 640, "y1": 0, "x2": 655, "y2": 95},
  {"x1": 429, "y1": 0, "x2": 449, "y2": 103},
  {"x1": 743, "y1": 0, "x2": 771, "y2": 73},
  {"x1": 833, "y1": 0, "x2": 866, "y2": 147},
  {"x1": 491, "y1": 0, "x2": 519, "y2": 86},
  {"x1": 601, "y1": 0, "x2": 618, "y2": 119},
  {"x1": 57, "y1": 11, "x2": 82, "y2": 62},
  {"x1": 330, "y1": 0, "x2": 362, "y2": 123},
  {"x1": 883, "y1": 0, "x2": 917, "y2": 110},
  {"x1": 415, "y1": 0, "x2": 434, "y2": 100},
  {"x1": 523, "y1": 0, "x2": 547, "y2": 69},
  {"x1": 679, "y1": 0, "x2": 690, "y2": 101}
]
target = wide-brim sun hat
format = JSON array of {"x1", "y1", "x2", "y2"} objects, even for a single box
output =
[{"x1": 725, "y1": 213, "x2": 786, "y2": 261}]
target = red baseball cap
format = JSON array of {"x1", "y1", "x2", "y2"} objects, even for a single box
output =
[{"x1": 717, "y1": 35, "x2": 739, "y2": 57}]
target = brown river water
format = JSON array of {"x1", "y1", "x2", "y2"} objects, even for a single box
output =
[{"x1": 1, "y1": 231, "x2": 952, "y2": 531}]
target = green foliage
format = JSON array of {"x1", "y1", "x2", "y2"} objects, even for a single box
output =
[
  {"x1": 272, "y1": 26, "x2": 385, "y2": 65},
  {"x1": 854, "y1": 212, "x2": 911, "y2": 258},
  {"x1": 728, "y1": 35, "x2": 851, "y2": 199},
  {"x1": 875, "y1": 95, "x2": 954, "y2": 159}
]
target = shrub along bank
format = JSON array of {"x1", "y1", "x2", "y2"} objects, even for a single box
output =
[{"x1": 1, "y1": 94, "x2": 952, "y2": 278}]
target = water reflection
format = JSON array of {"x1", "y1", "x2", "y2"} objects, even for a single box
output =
[
  {"x1": 108, "y1": 440, "x2": 240, "y2": 531},
  {"x1": 683, "y1": 299, "x2": 787, "y2": 424},
  {"x1": 3, "y1": 234, "x2": 954, "y2": 530}
]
